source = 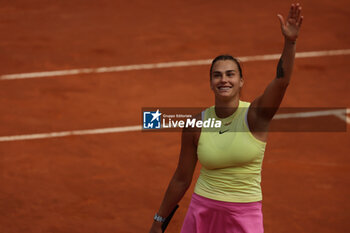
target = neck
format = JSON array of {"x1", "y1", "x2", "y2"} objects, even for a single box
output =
[{"x1": 214, "y1": 95, "x2": 240, "y2": 118}]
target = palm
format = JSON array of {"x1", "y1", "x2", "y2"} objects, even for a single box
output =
[{"x1": 278, "y1": 3, "x2": 304, "y2": 41}]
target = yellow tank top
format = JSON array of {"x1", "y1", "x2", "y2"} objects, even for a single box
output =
[{"x1": 194, "y1": 100, "x2": 266, "y2": 203}]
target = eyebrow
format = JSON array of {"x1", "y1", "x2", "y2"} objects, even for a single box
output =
[{"x1": 212, "y1": 70, "x2": 236, "y2": 73}]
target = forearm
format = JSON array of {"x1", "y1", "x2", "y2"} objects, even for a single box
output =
[
  {"x1": 277, "y1": 38, "x2": 296, "y2": 83},
  {"x1": 156, "y1": 175, "x2": 190, "y2": 218},
  {"x1": 250, "y1": 3, "x2": 303, "y2": 122},
  {"x1": 255, "y1": 38, "x2": 297, "y2": 119}
]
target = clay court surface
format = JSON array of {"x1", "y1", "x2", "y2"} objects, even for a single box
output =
[{"x1": 0, "y1": 0, "x2": 349, "y2": 232}]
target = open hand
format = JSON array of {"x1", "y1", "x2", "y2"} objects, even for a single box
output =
[{"x1": 277, "y1": 3, "x2": 304, "y2": 41}]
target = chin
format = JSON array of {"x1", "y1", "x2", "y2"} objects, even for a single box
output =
[{"x1": 216, "y1": 93, "x2": 235, "y2": 100}]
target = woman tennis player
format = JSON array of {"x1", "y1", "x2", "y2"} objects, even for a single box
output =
[{"x1": 149, "y1": 3, "x2": 303, "y2": 233}]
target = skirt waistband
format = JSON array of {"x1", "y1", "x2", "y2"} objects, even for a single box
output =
[{"x1": 191, "y1": 192, "x2": 262, "y2": 211}]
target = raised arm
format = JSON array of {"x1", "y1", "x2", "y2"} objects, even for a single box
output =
[{"x1": 248, "y1": 3, "x2": 304, "y2": 134}]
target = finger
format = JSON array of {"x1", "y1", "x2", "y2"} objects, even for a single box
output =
[
  {"x1": 296, "y1": 6, "x2": 302, "y2": 22},
  {"x1": 277, "y1": 14, "x2": 285, "y2": 27},
  {"x1": 297, "y1": 15, "x2": 304, "y2": 27},
  {"x1": 294, "y1": 3, "x2": 300, "y2": 18},
  {"x1": 287, "y1": 4, "x2": 294, "y2": 19},
  {"x1": 292, "y1": 3, "x2": 297, "y2": 19}
]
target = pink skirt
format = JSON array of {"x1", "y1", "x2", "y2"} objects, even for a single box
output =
[{"x1": 180, "y1": 193, "x2": 264, "y2": 233}]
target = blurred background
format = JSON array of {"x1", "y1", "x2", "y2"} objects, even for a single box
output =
[{"x1": 0, "y1": 0, "x2": 349, "y2": 232}]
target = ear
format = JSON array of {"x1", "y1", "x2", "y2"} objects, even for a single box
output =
[
  {"x1": 210, "y1": 78, "x2": 215, "y2": 91},
  {"x1": 239, "y1": 77, "x2": 244, "y2": 88}
]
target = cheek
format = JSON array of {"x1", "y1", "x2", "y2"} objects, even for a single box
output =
[
  {"x1": 232, "y1": 78, "x2": 241, "y2": 87},
  {"x1": 232, "y1": 77, "x2": 243, "y2": 87},
  {"x1": 210, "y1": 80, "x2": 217, "y2": 89}
]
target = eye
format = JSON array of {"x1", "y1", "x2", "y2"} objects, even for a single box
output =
[
  {"x1": 227, "y1": 72, "x2": 235, "y2": 77},
  {"x1": 213, "y1": 73, "x2": 221, "y2": 78}
]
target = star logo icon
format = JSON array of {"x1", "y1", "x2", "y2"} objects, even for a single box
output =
[{"x1": 151, "y1": 109, "x2": 162, "y2": 122}]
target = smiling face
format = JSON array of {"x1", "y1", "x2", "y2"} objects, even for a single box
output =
[{"x1": 210, "y1": 59, "x2": 244, "y2": 100}]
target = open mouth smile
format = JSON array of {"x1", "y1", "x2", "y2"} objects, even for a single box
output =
[{"x1": 217, "y1": 86, "x2": 233, "y2": 91}]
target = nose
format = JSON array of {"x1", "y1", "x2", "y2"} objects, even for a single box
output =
[{"x1": 220, "y1": 74, "x2": 229, "y2": 83}]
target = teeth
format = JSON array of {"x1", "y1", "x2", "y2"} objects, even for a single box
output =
[{"x1": 219, "y1": 87, "x2": 231, "y2": 90}]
